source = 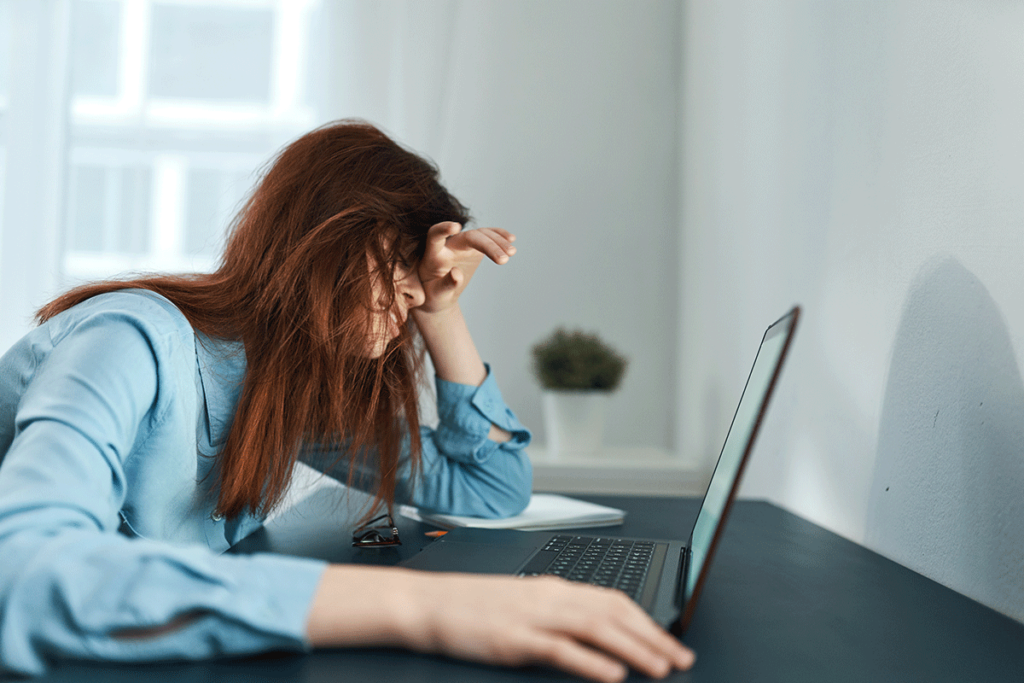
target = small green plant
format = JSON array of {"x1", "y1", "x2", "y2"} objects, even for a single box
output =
[{"x1": 531, "y1": 328, "x2": 628, "y2": 391}]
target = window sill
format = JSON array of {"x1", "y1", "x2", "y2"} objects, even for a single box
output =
[{"x1": 528, "y1": 445, "x2": 705, "y2": 497}]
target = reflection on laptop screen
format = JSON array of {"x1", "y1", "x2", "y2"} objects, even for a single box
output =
[{"x1": 685, "y1": 313, "x2": 794, "y2": 603}]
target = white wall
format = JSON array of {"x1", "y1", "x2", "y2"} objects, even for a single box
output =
[
  {"x1": 325, "y1": 0, "x2": 683, "y2": 451},
  {"x1": 679, "y1": 0, "x2": 1024, "y2": 622}
]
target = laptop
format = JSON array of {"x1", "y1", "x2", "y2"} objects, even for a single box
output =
[{"x1": 401, "y1": 306, "x2": 800, "y2": 636}]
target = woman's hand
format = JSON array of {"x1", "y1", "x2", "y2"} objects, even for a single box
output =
[
  {"x1": 403, "y1": 572, "x2": 694, "y2": 682},
  {"x1": 416, "y1": 221, "x2": 517, "y2": 315},
  {"x1": 307, "y1": 566, "x2": 695, "y2": 683}
]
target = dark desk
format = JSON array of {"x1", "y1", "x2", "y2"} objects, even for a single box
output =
[{"x1": 41, "y1": 491, "x2": 1024, "y2": 682}]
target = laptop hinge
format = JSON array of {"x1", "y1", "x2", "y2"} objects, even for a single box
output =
[{"x1": 673, "y1": 546, "x2": 690, "y2": 609}]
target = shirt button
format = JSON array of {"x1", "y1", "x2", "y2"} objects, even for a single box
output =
[{"x1": 211, "y1": 512, "x2": 224, "y2": 522}]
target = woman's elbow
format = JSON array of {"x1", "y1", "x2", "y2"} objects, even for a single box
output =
[{"x1": 483, "y1": 452, "x2": 532, "y2": 518}]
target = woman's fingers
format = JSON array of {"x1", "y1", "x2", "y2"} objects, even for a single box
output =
[
  {"x1": 474, "y1": 226, "x2": 516, "y2": 247},
  {"x1": 448, "y1": 267, "x2": 463, "y2": 290},
  {"x1": 415, "y1": 225, "x2": 514, "y2": 314},
  {"x1": 543, "y1": 586, "x2": 691, "y2": 679},
  {"x1": 583, "y1": 588, "x2": 694, "y2": 670},
  {"x1": 579, "y1": 621, "x2": 673, "y2": 678},
  {"x1": 427, "y1": 221, "x2": 462, "y2": 250},
  {"x1": 425, "y1": 222, "x2": 516, "y2": 266},
  {"x1": 495, "y1": 227, "x2": 516, "y2": 242},
  {"x1": 456, "y1": 228, "x2": 516, "y2": 264},
  {"x1": 513, "y1": 632, "x2": 628, "y2": 683},
  {"x1": 479, "y1": 228, "x2": 517, "y2": 261},
  {"x1": 501, "y1": 577, "x2": 693, "y2": 680}
]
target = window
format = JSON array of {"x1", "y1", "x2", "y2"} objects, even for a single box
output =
[
  {"x1": 63, "y1": 0, "x2": 322, "y2": 282},
  {"x1": 0, "y1": 0, "x2": 10, "y2": 228}
]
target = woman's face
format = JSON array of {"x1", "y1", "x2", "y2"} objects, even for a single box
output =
[{"x1": 367, "y1": 258, "x2": 424, "y2": 358}]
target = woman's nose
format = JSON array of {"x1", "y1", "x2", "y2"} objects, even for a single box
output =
[{"x1": 398, "y1": 271, "x2": 425, "y2": 309}]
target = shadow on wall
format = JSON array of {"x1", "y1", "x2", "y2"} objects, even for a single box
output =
[{"x1": 866, "y1": 257, "x2": 1024, "y2": 623}]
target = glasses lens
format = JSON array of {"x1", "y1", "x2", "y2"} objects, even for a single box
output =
[{"x1": 352, "y1": 515, "x2": 400, "y2": 547}]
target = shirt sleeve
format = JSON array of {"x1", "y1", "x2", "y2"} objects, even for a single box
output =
[
  {"x1": 412, "y1": 365, "x2": 533, "y2": 517},
  {"x1": 302, "y1": 364, "x2": 533, "y2": 519},
  {"x1": 0, "y1": 311, "x2": 326, "y2": 677}
]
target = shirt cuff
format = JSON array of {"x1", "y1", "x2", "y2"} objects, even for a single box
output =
[
  {"x1": 74, "y1": 551, "x2": 328, "y2": 668},
  {"x1": 434, "y1": 364, "x2": 532, "y2": 464},
  {"x1": 221, "y1": 552, "x2": 328, "y2": 650}
]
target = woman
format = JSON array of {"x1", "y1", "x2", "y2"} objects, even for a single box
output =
[{"x1": 0, "y1": 120, "x2": 694, "y2": 682}]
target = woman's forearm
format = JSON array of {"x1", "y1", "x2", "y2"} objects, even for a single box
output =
[
  {"x1": 412, "y1": 304, "x2": 484, "y2": 386},
  {"x1": 305, "y1": 565, "x2": 418, "y2": 647},
  {"x1": 412, "y1": 305, "x2": 511, "y2": 443}
]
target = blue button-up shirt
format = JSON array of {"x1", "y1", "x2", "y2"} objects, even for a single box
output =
[{"x1": 0, "y1": 290, "x2": 532, "y2": 676}]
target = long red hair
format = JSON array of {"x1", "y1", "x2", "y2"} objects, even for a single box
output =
[{"x1": 38, "y1": 120, "x2": 471, "y2": 520}]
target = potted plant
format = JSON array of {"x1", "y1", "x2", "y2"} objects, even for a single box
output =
[{"x1": 531, "y1": 328, "x2": 628, "y2": 459}]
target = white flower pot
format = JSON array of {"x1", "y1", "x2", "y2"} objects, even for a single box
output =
[{"x1": 542, "y1": 390, "x2": 610, "y2": 459}]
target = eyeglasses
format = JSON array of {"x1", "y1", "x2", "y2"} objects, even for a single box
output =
[{"x1": 352, "y1": 513, "x2": 401, "y2": 547}]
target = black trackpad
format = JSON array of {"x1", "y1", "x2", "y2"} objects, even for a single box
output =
[{"x1": 401, "y1": 541, "x2": 535, "y2": 574}]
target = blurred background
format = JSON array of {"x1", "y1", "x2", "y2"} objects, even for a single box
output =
[{"x1": 1, "y1": 0, "x2": 1022, "y2": 622}]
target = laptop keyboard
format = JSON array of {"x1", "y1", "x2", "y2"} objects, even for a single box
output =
[{"x1": 517, "y1": 535, "x2": 657, "y2": 601}]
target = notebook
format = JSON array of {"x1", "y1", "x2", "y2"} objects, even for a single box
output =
[
  {"x1": 399, "y1": 493, "x2": 625, "y2": 531},
  {"x1": 401, "y1": 306, "x2": 799, "y2": 636}
]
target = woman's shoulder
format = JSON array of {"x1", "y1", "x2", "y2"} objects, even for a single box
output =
[
  {"x1": 45, "y1": 289, "x2": 196, "y2": 357},
  {"x1": 50, "y1": 289, "x2": 191, "y2": 331}
]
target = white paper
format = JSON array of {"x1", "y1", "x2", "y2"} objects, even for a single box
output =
[{"x1": 399, "y1": 493, "x2": 625, "y2": 531}]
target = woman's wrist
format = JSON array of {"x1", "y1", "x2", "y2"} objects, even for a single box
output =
[
  {"x1": 412, "y1": 304, "x2": 487, "y2": 386},
  {"x1": 410, "y1": 303, "x2": 462, "y2": 335},
  {"x1": 306, "y1": 565, "x2": 423, "y2": 649}
]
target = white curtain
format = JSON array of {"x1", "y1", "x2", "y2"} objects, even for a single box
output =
[
  {"x1": 0, "y1": 0, "x2": 70, "y2": 352},
  {"x1": 0, "y1": 0, "x2": 327, "y2": 352}
]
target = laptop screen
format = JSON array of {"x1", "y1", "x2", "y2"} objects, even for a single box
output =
[{"x1": 684, "y1": 308, "x2": 798, "y2": 609}]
